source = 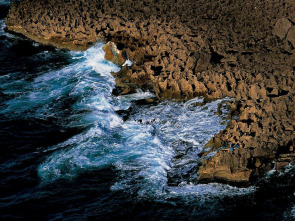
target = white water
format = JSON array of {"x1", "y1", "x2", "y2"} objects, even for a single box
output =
[
  {"x1": 1, "y1": 6, "x2": 294, "y2": 220},
  {"x1": 0, "y1": 42, "x2": 255, "y2": 199},
  {"x1": 0, "y1": 0, "x2": 9, "y2": 5}
]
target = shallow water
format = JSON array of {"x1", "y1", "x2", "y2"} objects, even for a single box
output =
[{"x1": 1, "y1": 3, "x2": 295, "y2": 220}]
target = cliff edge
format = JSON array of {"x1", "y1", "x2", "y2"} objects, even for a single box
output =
[{"x1": 5, "y1": 0, "x2": 295, "y2": 186}]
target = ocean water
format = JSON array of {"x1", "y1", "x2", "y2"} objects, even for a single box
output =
[{"x1": 1, "y1": 4, "x2": 295, "y2": 221}]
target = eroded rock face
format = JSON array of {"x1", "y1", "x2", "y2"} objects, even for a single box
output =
[
  {"x1": 198, "y1": 148, "x2": 252, "y2": 186},
  {"x1": 5, "y1": 0, "x2": 295, "y2": 185}
]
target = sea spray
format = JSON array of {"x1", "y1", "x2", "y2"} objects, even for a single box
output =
[
  {"x1": 31, "y1": 44, "x2": 253, "y2": 199},
  {"x1": 0, "y1": 19, "x2": 262, "y2": 220}
]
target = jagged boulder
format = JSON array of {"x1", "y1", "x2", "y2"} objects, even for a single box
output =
[{"x1": 102, "y1": 41, "x2": 127, "y2": 66}]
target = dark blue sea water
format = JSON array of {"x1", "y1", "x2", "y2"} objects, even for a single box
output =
[{"x1": 1, "y1": 2, "x2": 295, "y2": 220}]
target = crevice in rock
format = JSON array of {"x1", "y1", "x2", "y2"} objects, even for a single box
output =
[
  {"x1": 151, "y1": 65, "x2": 163, "y2": 76},
  {"x1": 210, "y1": 51, "x2": 224, "y2": 65}
]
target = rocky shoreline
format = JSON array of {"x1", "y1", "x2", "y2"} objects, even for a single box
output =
[{"x1": 5, "y1": 0, "x2": 295, "y2": 186}]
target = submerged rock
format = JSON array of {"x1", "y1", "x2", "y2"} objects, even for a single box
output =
[
  {"x1": 102, "y1": 41, "x2": 127, "y2": 66},
  {"x1": 115, "y1": 97, "x2": 159, "y2": 122}
]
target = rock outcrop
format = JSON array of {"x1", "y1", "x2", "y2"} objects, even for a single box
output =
[
  {"x1": 103, "y1": 41, "x2": 127, "y2": 66},
  {"x1": 5, "y1": 0, "x2": 295, "y2": 186}
]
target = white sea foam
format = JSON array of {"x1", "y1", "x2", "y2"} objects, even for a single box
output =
[
  {"x1": 0, "y1": 18, "x2": 19, "y2": 39},
  {"x1": 167, "y1": 183, "x2": 256, "y2": 198},
  {"x1": 122, "y1": 59, "x2": 133, "y2": 67},
  {"x1": 0, "y1": 42, "x2": 253, "y2": 198}
]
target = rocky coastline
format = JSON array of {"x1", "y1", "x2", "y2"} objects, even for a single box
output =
[{"x1": 5, "y1": 0, "x2": 295, "y2": 186}]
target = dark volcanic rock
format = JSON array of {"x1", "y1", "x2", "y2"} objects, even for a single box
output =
[{"x1": 5, "y1": 0, "x2": 295, "y2": 185}]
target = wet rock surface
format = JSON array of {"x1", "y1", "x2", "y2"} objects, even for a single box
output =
[
  {"x1": 5, "y1": 0, "x2": 295, "y2": 185},
  {"x1": 103, "y1": 41, "x2": 127, "y2": 66}
]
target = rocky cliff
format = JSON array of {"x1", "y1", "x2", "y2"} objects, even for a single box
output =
[{"x1": 5, "y1": 0, "x2": 295, "y2": 186}]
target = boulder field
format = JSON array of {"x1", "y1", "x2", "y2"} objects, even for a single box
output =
[{"x1": 5, "y1": 0, "x2": 295, "y2": 186}]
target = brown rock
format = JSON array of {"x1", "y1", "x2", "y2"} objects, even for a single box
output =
[
  {"x1": 102, "y1": 42, "x2": 127, "y2": 66},
  {"x1": 198, "y1": 149, "x2": 252, "y2": 186},
  {"x1": 273, "y1": 18, "x2": 292, "y2": 40},
  {"x1": 286, "y1": 26, "x2": 295, "y2": 47},
  {"x1": 5, "y1": 0, "x2": 295, "y2": 186}
]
